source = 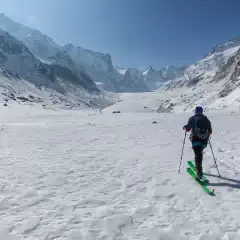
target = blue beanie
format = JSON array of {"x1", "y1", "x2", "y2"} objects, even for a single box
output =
[{"x1": 195, "y1": 106, "x2": 203, "y2": 114}]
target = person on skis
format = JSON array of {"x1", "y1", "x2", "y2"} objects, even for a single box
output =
[{"x1": 183, "y1": 106, "x2": 212, "y2": 179}]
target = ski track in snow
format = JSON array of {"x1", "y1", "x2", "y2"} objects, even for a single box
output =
[{"x1": 0, "y1": 97, "x2": 240, "y2": 240}]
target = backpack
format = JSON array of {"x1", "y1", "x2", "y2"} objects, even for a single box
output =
[{"x1": 192, "y1": 115, "x2": 210, "y2": 140}]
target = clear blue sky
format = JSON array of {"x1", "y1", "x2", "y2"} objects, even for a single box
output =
[{"x1": 0, "y1": 0, "x2": 240, "y2": 69}]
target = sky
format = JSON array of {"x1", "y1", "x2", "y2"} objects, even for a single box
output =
[{"x1": 0, "y1": 0, "x2": 240, "y2": 69}]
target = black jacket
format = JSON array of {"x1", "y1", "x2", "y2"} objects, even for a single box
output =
[{"x1": 184, "y1": 114, "x2": 212, "y2": 141}]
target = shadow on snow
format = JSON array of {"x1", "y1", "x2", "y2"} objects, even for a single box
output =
[{"x1": 204, "y1": 173, "x2": 240, "y2": 190}]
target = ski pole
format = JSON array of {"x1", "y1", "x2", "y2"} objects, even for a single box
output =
[
  {"x1": 178, "y1": 131, "x2": 187, "y2": 173},
  {"x1": 209, "y1": 139, "x2": 221, "y2": 177}
]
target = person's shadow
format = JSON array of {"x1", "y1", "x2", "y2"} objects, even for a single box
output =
[{"x1": 204, "y1": 173, "x2": 240, "y2": 189}]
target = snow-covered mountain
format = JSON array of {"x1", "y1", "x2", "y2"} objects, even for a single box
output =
[
  {"x1": 116, "y1": 67, "x2": 149, "y2": 92},
  {"x1": 142, "y1": 65, "x2": 185, "y2": 90},
  {"x1": 212, "y1": 48, "x2": 240, "y2": 98},
  {"x1": 62, "y1": 44, "x2": 152, "y2": 92},
  {"x1": 0, "y1": 13, "x2": 59, "y2": 60},
  {"x1": 155, "y1": 39, "x2": 240, "y2": 112},
  {"x1": 168, "y1": 43, "x2": 240, "y2": 89},
  {"x1": 62, "y1": 43, "x2": 114, "y2": 74},
  {"x1": 0, "y1": 14, "x2": 102, "y2": 91},
  {"x1": 3, "y1": 11, "x2": 240, "y2": 113},
  {"x1": 0, "y1": 28, "x2": 116, "y2": 109},
  {"x1": 0, "y1": 13, "x2": 186, "y2": 93},
  {"x1": 142, "y1": 66, "x2": 164, "y2": 90},
  {"x1": 0, "y1": 13, "x2": 150, "y2": 92},
  {"x1": 210, "y1": 37, "x2": 240, "y2": 55},
  {"x1": 62, "y1": 43, "x2": 117, "y2": 91},
  {"x1": 159, "y1": 65, "x2": 186, "y2": 81},
  {"x1": 0, "y1": 28, "x2": 60, "y2": 90}
]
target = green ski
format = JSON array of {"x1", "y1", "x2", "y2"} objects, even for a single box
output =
[
  {"x1": 187, "y1": 167, "x2": 215, "y2": 196},
  {"x1": 187, "y1": 160, "x2": 209, "y2": 184}
]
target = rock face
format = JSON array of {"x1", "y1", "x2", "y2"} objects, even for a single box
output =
[{"x1": 213, "y1": 49, "x2": 240, "y2": 98}]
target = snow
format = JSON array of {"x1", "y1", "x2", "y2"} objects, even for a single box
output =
[
  {"x1": 0, "y1": 92, "x2": 240, "y2": 240},
  {"x1": 0, "y1": 70, "x2": 114, "y2": 110},
  {"x1": 222, "y1": 46, "x2": 240, "y2": 58},
  {"x1": 116, "y1": 67, "x2": 128, "y2": 75},
  {"x1": 0, "y1": 229, "x2": 22, "y2": 240}
]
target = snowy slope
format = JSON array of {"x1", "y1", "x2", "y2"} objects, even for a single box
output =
[
  {"x1": 0, "y1": 67, "x2": 115, "y2": 110},
  {"x1": 0, "y1": 28, "x2": 61, "y2": 90},
  {"x1": 0, "y1": 28, "x2": 116, "y2": 109},
  {"x1": 0, "y1": 93, "x2": 240, "y2": 240},
  {"x1": 0, "y1": 17, "x2": 100, "y2": 94},
  {"x1": 158, "y1": 39, "x2": 240, "y2": 113},
  {"x1": 210, "y1": 37, "x2": 240, "y2": 55},
  {"x1": 168, "y1": 44, "x2": 240, "y2": 89}
]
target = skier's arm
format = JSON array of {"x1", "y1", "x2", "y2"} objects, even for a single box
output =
[
  {"x1": 183, "y1": 117, "x2": 193, "y2": 132},
  {"x1": 208, "y1": 119, "x2": 212, "y2": 135}
]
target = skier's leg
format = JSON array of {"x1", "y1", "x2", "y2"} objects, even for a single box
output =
[
  {"x1": 193, "y1": 146, "x2": 199, "y2": 171},
  {"x1": 198, "y1": 147, "x2": 203, "y2": 176},
  {"x1": 199, "y1": 140, "x2": 208, "y2": 175},
  {"x1": 193, "y1": 146, "x2": 202, "y2": 177}
]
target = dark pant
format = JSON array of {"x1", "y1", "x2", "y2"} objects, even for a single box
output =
[{"x1": 193, "y1": 146, "x2": 203, "y2": 175}]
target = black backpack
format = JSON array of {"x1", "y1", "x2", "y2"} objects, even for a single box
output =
[{"x1": 193, "y1": 115, "x2": 210, "y2": 140}]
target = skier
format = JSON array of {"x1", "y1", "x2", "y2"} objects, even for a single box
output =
[{"x1": 183, "y1": 106, "x2": 212, "y2": 179}]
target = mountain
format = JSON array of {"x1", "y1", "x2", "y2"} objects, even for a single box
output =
[
  {"x1": 0, "y1": 13, "x2": 59, "y2": 60},
  {"x1": 116, "y1": 67, "x2": 149, "y2": 92},
  {"x1": 0, "y1": 28, "x2": 116, "y2": 109},
  {"x1": 0, "y1": 13, "x2": 186, "y2": 93},
  {"x1": 62, "y1": 43, "x2": 117, "y2": 91},
  {"x1": 155, "y1": 39, "x2": 240, "y2": 112},
  {"x1": 167, "y1": 41, "x2": 240, "y2": 89},
  {"x1": 4, "y1": 11, "x2": 240, "y2": 113},
  {"x1": 62, "y1": 44, "x2": 152, "y2": 92},
  {"x1": 0, "y1": 14, "x2": 101, "y2": 91},
  {"x1": 0, "y1": 28, "x2": 59, "y2": 90},
  {"x1": 212, "y1": 48, "x2": 240, "y2": 98},
  {"x1": 142, "y1": 66, "x2": 163, "y2": 90},
  {"x1": 210, "y1": 37, "x2": 240, "y2": 55},
  {"x1": 0, "y1": 13, "x2": 151, "y2": 93},
  {"x1": 159, "y1": 65, "x2": 186, "y2": 81},
  {"x1": 142, "y1": 65, "x2": 185, "y2": 90}
]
